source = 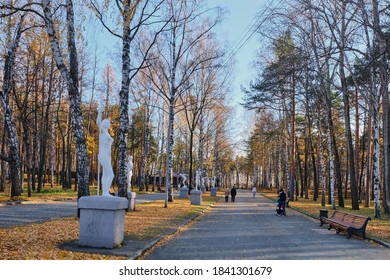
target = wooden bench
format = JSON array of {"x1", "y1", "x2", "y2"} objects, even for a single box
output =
[{"x1": 320, "y1": 210, "x2": 371, "y2": 239}]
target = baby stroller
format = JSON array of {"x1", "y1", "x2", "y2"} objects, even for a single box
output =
[{"x1": 275, "y1": 198, "x2": 286, "y2": 216}]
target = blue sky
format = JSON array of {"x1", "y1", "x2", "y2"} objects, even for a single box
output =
[
  {"x1": 88, "y1": 0, "x2": 267, "y2": 153},
  {"x1": 208, "y1": 0, "x2": 267, "y2": 152},
  {"x1": 89, "y1": 0, "x2": 266, "y2": 107},
  {"x1": 208, "y1": 0, "x2": 266, "y2": 93},
  {"x1": 211, "y1": 0, "x2": 265, "y2": 100}
]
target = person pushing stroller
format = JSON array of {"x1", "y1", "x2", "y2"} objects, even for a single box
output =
[{"x1": 276, "y1": 188, "x2": 287, "y2": 216}]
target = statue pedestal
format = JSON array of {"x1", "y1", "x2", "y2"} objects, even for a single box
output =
[
  {"x1": 180, "y1": 187, "x2": 188, "y2": 198},
  {"x1": 200, "y1": 186, "x2": 206, "y2": 193},
  {"x1": 210, "y1": 187, "x2": 217, "y2": 197},
  {"x1": 127, "y1": 192, "x2": 137, "y2": 212},
  {"x1": 78, "y1": 195, "x2": 128, "y2": 249},
  {"x1": 190, "y1": 189, "x2": 202, "y2": 205}
]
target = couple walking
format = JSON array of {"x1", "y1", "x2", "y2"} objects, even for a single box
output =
[{"x1": 224, "y1": 185, "x2": 237, "y2": 202}]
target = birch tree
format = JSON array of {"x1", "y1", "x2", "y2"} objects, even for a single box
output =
[
  {"x1": 42, "y1": 0, "x2": 90, "y2": 199},
  {"x1": 371, "y1": 0, "x2": 385, "y2": 217},
  {"x1": 145, "y1": 0, "x2": 223, "y2": 206},
  {"x1": 90, "y1": 0, "x2": 166, "y2": 197},
  {"x1": 0, "y1": 11, "x2": 25, "y2": 197}
]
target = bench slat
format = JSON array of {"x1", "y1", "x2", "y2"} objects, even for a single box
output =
[{"x1": 320, "y1": 210, "x2": 371, "y2": 239}]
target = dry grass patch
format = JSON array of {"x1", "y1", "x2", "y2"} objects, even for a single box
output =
[
  {"x1": 0, "y1": 217, "x2": 105, "y2": 260},
  {"x1": 0, "y1": 196, "x2": 220, "y2": 260}
]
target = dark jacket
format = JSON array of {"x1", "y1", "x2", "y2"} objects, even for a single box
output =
[
  {"x1": 278, "y1": 191, "x2": 286, "y2": 202},
  {"x1": 231, "y1": 187, "x2": 237, "y2": 197}
]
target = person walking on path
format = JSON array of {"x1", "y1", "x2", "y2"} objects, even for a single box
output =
[
  {"x1": 224, "y1": 188, "x2": 230, "y2": 202},
  {"x1": 231, "y1": 185, "x2": 237, "y2": 202},
  {"x1": 252, "y1": 186, "x2": 257, "y2": 198}
]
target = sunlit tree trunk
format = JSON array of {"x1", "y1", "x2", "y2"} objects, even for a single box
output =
[
  {"x1": 197, "y1": 109, "x2": 204, "y2": 190},
  {"x1": 158, "y1": 110, "x2": 165, "y2": 193},
  {"x1": 116, "y1": 0, "x2": 134, "y2": 197},
  {"x1": 165, "y1": 96, "x2": 175, "y2": 205},
  {"x1": 43, "y1": 0, "x2": 90, "y2": 200},
  {"x1": 372, "y1": 0, "x2": 384, "y2": 217},
  {"x1": 0, "y1": 12, "x2": 25, "y2": 197}
]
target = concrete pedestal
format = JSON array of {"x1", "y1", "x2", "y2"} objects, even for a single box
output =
[
  {"x1": 127, "y1": 191, "x2": 137, "y2": 212},
  {"x1": 201, "y1": 186, "x2": 206, "y2": 193},
  {"x1": 210, "y1": 187, "x2": 217, "y2": 197},
  {"x1": 78, "y1": 195, "x2": 128, "y2": 249},
  {"x1": 190, "y1": 189, "x2": 202, "y2": 205},
  {"x1": 180, "y1": 187, "x2": 188, "y2": 198}
]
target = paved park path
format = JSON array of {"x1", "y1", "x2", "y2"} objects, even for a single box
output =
[{"x1": 144, "y1": 190, "x2": 390, "y2": 260}]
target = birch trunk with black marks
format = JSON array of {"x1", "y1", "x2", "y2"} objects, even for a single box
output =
[
  {"x1": 372, "y1": 82, "x2": 381, "y2": 218},
  {"x1": 43, "y1": 0, "x2": 90, "y2": 199},
  {"x1": 197, "y1": 110, "x2": 204, "y2": 191},
  {"x1": 204, "y1": 125, "x2": 211, "y2": 188},
  {"x1": 372, "y1": 0, "x2": 390, "y2": 214},
  {"x1": 164, "y1": 8, "x2": 178, "y2": 205},
  {"x1": 318, "y1": 121, "x2": 327, "y2": 207},
  {"x1": 211, "y1": 128, "x2": 218, "y2": 187},
  {"x1": 158, "y1": 110, "x2": 165, "y2": 193},
  {"x1": 116, "y1": 1, "x2": 133, "y2": 198},
  {"x1": 372, "y1": 0, "x2": 384, "y2": 218},
  {"x1": 165, "y1": 95, "x2": 175, "y2": 206},
  {"x1": 0, "y1": 128, "x2": 7, "y2": 192},
  {"x1": 323, "y1": 87, "x2": 336, "y2": 210},
  {"x1": 0, "y1": 13, "x2": 25, "y2": 197}
]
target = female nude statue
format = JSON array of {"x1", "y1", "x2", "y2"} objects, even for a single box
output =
[{"x1": 97, "y1": 106, "x2": 114, "y2": 196}]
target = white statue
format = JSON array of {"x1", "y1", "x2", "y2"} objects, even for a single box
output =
[
  {"x1": 179, "y1": 173, "x2": 187, "y2": 188},
  {"x1": 97, "y1": 105, "x2": 114, "y2": 196},
  {"x1": 127, "y1": 155, "x2": 133, "y2": 193},
  {"x1": 195, "y1": 170, "x2": 200, "y2": 190}
]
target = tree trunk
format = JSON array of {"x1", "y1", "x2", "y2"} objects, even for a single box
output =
[
  {"x1": 140, "y1": 93, "x2": 151, "y2": 191},
  {"x1": 0, "y1": 13, "x2": 25, "y2": 197},
  {"x1": 309, "y1": 123, "x2": 318, "y2": 201},
  {"x1": 116, "y1": 0, "x2": 132, "y2": 197},
  {"x1": 289, "y1": 84, "x2": 296, "y2": 201},
  {"x1": 339, "y1": 2, "x2": 358, "y2": 210},
  {"x1": 1, "y1": 122, "x2": 7, "y2": 192},
  {"x1": 43, "y1": 0, "x2": 90, "y2": 200},
  {"x1": 165, "y1": 97, "x2": 175, "y2": 206},
  {"x1": 158, "y1": 111, "x2": 165, "y2": 192},
  {"x1": 355, "y1": 87, "x2": 360, "y2": 200},
  {"x1": 372, "y1": 0, "x2": 383, "y2": 217},
  {"x1": 324, "y1": 95, "x2": 336, "y2": 210},
  {"x1": 38, "y1": 58, "x2": 54, "y2": 192},
  {"x1": 197, "y1": 110, "x2": 204, "y2": 191},
  {"x1": 371, "y1": 0, "x2": 389, "y2": 214},
  {"x1": 188, "y1": 130, "x2": 194, "y2": 193}
]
